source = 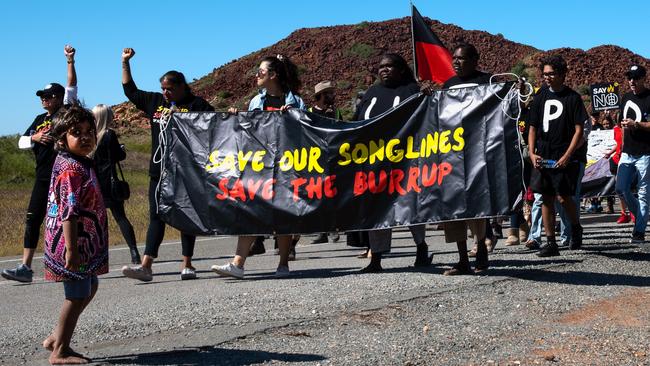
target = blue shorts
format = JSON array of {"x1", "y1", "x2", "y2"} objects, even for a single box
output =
[{"x1": 63, "y1": 275, "x2": 98, "y2": 299}]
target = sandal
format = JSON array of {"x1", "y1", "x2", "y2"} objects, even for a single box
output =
[{"x1": 443, "y1": 264, "x2": 474, "y2": 276}]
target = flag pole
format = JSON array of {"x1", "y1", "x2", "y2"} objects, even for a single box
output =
[{"x1": 410, "y1": 1, "x2": 418, "y2": 80}]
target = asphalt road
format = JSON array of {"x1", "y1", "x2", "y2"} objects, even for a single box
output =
[{"x1": 1, "y1": 214, "x2": 649, "y2": 365}]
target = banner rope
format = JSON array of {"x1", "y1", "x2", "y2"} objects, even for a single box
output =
[
  {"x1": 489, "y1": 73, "x2": 535, "y2": 204},
  {"x1": 153, "y1": 102, "x2": 175, "y2": 213}
]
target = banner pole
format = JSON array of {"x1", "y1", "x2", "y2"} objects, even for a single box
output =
[{"x1": 410, "y1": 1, "x2": 418, "y2": 80}]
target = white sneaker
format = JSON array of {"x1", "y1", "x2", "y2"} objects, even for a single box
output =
[
  {"x1": 211, "y1": 263, "x2": 244, "y2": 279},
  {"x1": 275, "y1": 265, "x2": 290, "y2": 278},
  {"x1": 122, "y1": 265, "x2": 153, "y2": 282},
  {"x1": 180, "y1": 267, "x2": 197, "y2": 280}
]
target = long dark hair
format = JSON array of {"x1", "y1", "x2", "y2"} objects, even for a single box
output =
[
  {"x1": 159, "y1": 70, "x2": 192, "y2": 95},
  {"x1": 378, "y1": 53, "x2": 416, "y2": 85},
  {"x1": 262, "y1": 55, "x2": 302, "y2": 95}
]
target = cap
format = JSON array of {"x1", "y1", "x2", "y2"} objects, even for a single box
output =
[
  {"x1": 36, "y1": 83, "x2": 65, "y2": 97},
  {"x1": 625, "y1": 65, "x2": 647, "y2": 79},
  {"x1": 314, "y1": 81, "x2": 335, "y2": 96}
]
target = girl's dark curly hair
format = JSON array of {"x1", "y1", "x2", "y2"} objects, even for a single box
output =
[{"x1": 51, "y1": 104, "x2": 96, "y2": 151}]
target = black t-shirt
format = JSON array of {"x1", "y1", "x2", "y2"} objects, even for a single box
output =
[
  {"x1": 443, "y1": 70, "x2": 492, "y2": 89},
  {"x1": 620, "y1": 89, "x2": 650, "y2": 155},
  {"x1": 93, "y1": 129, "x2": 126, "y2": 202},
  {"x1": 528, "y1": 86, "x2": 588, "y2": 162},
  {"x1": 123, "y1": 80, "x2": 214, "y2": 177},
  {"x1": 353, "y1": 81, "x2": 420, "y2": 120},
  {"x1": 23, "y1": 112, "x2": 59, "y2": 181},
  {"x1": 263, "y1": 95, "x2": 284, "y2": 111}
]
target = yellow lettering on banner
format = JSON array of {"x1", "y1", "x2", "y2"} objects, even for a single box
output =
[
  {"x1": 368, "y1": 139, "x2": 385, "y2": 164},
  {"x1": 452, "y1": 127, "x2": 465, "y2": 151},
  {"x1": 386, "y1": 139, "x2": 404, "y2": 162},
  {"x1": 439, "y1": 130, "x2": 451, "y2": 154},
  {"x1": 338, "y1": 143, "x2": 352, "y2": 166},
  {"x1": 308, "y1": 147, "x2": 324, "y2": 173},
  {"x1": 425, "y1": 133, "x2": 438, "y2": 156},
  {"x1": 205, "y1": 150, "x2": 221, "y2": 171},
  {"x1": 237, "y1": 151, "x2": 253, "y2": 171},
  {"x1": 279, "y1": 151, "x2": 293, "y2": 171},
  {"x1": 251, "y1": 151, "x2": 266, "y2": 172},
  {"x1": 405, "y1": 136, "x2": 419, "y2": 159},
  {"x1": 352, "y1": 144, "x2": 368, "y2": 164}
]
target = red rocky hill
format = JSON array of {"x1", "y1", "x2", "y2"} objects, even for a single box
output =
[{"x1": 113, "y1": 17, "x2": 649, "y2": 131}]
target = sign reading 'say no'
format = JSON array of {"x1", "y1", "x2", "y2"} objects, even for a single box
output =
[{"x1": 590, "y1": 82, "x2": 619, "y2": 111}]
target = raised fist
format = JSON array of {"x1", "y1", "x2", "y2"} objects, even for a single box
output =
[
  {"x1": 122, "y1": 48, "x2": 135, "y2": 61},
  {"x1": 64, "y1": 45, "x2": 75, "y2": 60}
]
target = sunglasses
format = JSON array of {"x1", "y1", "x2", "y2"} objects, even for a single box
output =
[
  {"x1": 627, "y1": 76, "x2": 643, "y2": 81},
  {"x1": 542, "y1": 72, "x2": 558, "y2": 77},
  {"x1": 40, "y1": 94, "x2": 57, "y2": 100}
]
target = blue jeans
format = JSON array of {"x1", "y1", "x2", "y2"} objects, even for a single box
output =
[
  {"x1": 557, "y1": 162, "x2": 585, "y2": 243},
  {"x1": 616, "y1": 153, "x2": 650, "y2": 234},
  {"x1": 528, "y1": 193, "x2": 543, "y2": 243}
]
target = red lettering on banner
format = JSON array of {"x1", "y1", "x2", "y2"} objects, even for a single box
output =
[
  {"x1": 246, "y1": 179, "x2": 263, "y2": 200},
  {"x1": 262, "y1": 179, "x2": 275, "y2": 200},
  {"x1": 438, "y1": 162, "x2": 452, "y2": 185},
  {"x1": 368, "y1": 171, "x2": 388, "y2": 193},
  {"x1": 388, "y1": 169, "x2": 406, "y2": 195},
  {"x1": 354, "y1": 171, "x2": 368, "y2": 196},
  {"x1": 306, "y1": 177, "x2": 323, "y2": 199},
  {"x1": 406, "y1": 166, "x2": 421, "y2": 193},
  {"x1": 230, "y1": 179, "x2": 247, "y2": 201},
  {"x1": 421, "y1": 163, "x2": 437, "y2": 187},
  {"x1": 324, "y1": 175, "x2": 337, "y2": 198},
  {"x1": 291, "y1": 178, "x2": 308, "y2": 202},
  {"x1": 216, "y1": 178, "x2": 230, "y2": 200}
]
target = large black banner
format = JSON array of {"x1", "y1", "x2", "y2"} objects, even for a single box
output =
[{"x1": 158, "y1": 83, "x2": 521, "y2": 235}]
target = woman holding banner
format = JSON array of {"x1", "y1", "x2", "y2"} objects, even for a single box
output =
[
  {"x1": 212, "y1": 54, "x2": 305, "y2": 279},
  {"x1": 351, "y1": 53, "x2": 431, "y2": 273}
]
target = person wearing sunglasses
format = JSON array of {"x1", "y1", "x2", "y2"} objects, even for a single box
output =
[
  {"x1": 2, "y1": 45, "x2": 78, "y2": 283},
  {"x1": 616, "y1": 64, "x2": 650, "y2": 244},
  {"x1": 527, "y1": 55, "x2": 586, "y2": 257}
]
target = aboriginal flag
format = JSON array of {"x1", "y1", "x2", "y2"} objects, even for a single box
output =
[{"x1": 411, "y1": 5, "x2": 455, "y2": 83}]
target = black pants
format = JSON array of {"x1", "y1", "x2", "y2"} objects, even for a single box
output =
[
  {"x1": 108, "y1": 200, "x2": 138, "y2": 251},
  {"x1": 24, "y1": 179, "x2": 50, "y2": 249},
  {"x1": 144, "y1": 178, "x2": 195, "y2": 258}
]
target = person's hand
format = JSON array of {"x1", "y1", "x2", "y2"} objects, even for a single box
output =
[
  {"x1": 227, "y1": 107, "x2": 239, "y2": 114},
  {"x1": 32, "y1": 130, "x2": 54, "y2": 145},
  {"x1": 64, "y1": 45, "x2": 75, "y2": 62},
  {"x1": 280, "y1": 105, "x2": 293, "y2": 112},
  {"x1": 556, "y1": 154, "x2": 570, "y2": 169},
  {"x1": 65, "y1": 249, "x2": 81, "y2": 272},
  {"x1": 419, "y1": 80, "x2": 435, "y2": 95},
  {"x1": 621, "y1": 118, "x2": 635, "y2": 129},
  {"x1": 122, "y1": 48, "x2": 135, "y2": 62},
  {"x1": 530, "y1": 152, "x2": 542, "y2": 169}
]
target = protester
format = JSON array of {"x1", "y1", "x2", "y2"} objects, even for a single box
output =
[
  {"x1": 605, "y1": 112, "x2": 631, "y2": 221},
  {"x1": 91, "y1": 104, "x2": 141, "y2": 264},
  {"x1": 615, "y1": 65, "x2": 650, "y2": 243},
  {"x1": 212, "y1": 55, "x2": 305, "y2": 279},
  {"x1": 119, "y1": 48, "x2": 214, "y2": 282},
  {"x1": 308, "y1": 80, "x2": 342, "y2": 244},
  {"x1": 528, "y1": 55, "x2": 586, "y2": 257},
  {"x1": 2, "y1": 45, "x2": 78, "y2": 283},
  {"x1": 41, "y1": 105, "x2": 107, "y2": 365},
  {"x1": 440, "y1": 43, "x2": 493, "y2": 274},
  {"x1": 351, "y1": 52, "x2": 431, "y2": 273}
]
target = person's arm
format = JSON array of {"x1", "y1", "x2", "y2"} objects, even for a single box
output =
[
  {"x1": 63, "y1": 45, "x2": 78, "y2": 105},
  {"x1": 528, "y1": 125, "x2": 541, "y2": 169},
  {"x1": 556, "y1": 123, "x2": 584, "y2": 168},
  {"x1": 63, "y1": 218, "x2": 80, "y2": 271},
  {"x1": 122, "y1": 48, "x2": 135, "y2": 85}
]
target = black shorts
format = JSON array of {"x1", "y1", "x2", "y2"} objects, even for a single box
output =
[{"x1": 530, "y1": 162, "x2": 579, "y2": 197}]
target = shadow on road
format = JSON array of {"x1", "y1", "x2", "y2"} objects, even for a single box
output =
[{"x1": 94, "y1": 345, "x2": 326, "y2": 365}]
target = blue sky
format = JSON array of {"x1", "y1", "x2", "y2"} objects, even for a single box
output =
[{"x1": 1, "y1": 0, "x2": 648, "y2": 136}]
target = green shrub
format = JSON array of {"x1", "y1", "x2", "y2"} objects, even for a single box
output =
[
  {"x1": 0, "y1": 135, "x2": 35, "y2": 187},
  {"x1": 347, "y1": 43, "x2": 376, "y2": 59}
]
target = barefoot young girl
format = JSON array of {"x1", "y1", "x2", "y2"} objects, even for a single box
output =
[{"x1": 42, "y1": 105, "x2": 108, "y2": 364}]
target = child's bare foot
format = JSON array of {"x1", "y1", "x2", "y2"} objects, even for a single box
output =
[
  {"x1": 42, "y1": 335, "x2": 55, "y2": 351},
  {"x1": 49, "y1": 351, "x2": 89, "y2": 365}
]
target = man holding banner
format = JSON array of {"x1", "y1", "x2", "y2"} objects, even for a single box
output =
[{"x1": 616, "y1": 65, "x2": 650, "y2": 244}]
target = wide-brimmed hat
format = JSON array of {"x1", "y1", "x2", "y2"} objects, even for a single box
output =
[{"x1": 314, "y1": 81, "x2": 335, "y2": 96}]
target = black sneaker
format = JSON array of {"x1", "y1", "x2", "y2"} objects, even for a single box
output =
[
  {"x1": 537, "y1": 242, "x2": 560, "y2": 257},
  {"x1": 414, "y1": 243, "x2": 432, "y2": 267},
  {"x1": 630, "y1": 231, "x2": 645, "y2": 244},
  {"x1": 570, "y1": 225, "x2": 583, "y2": 250}
]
